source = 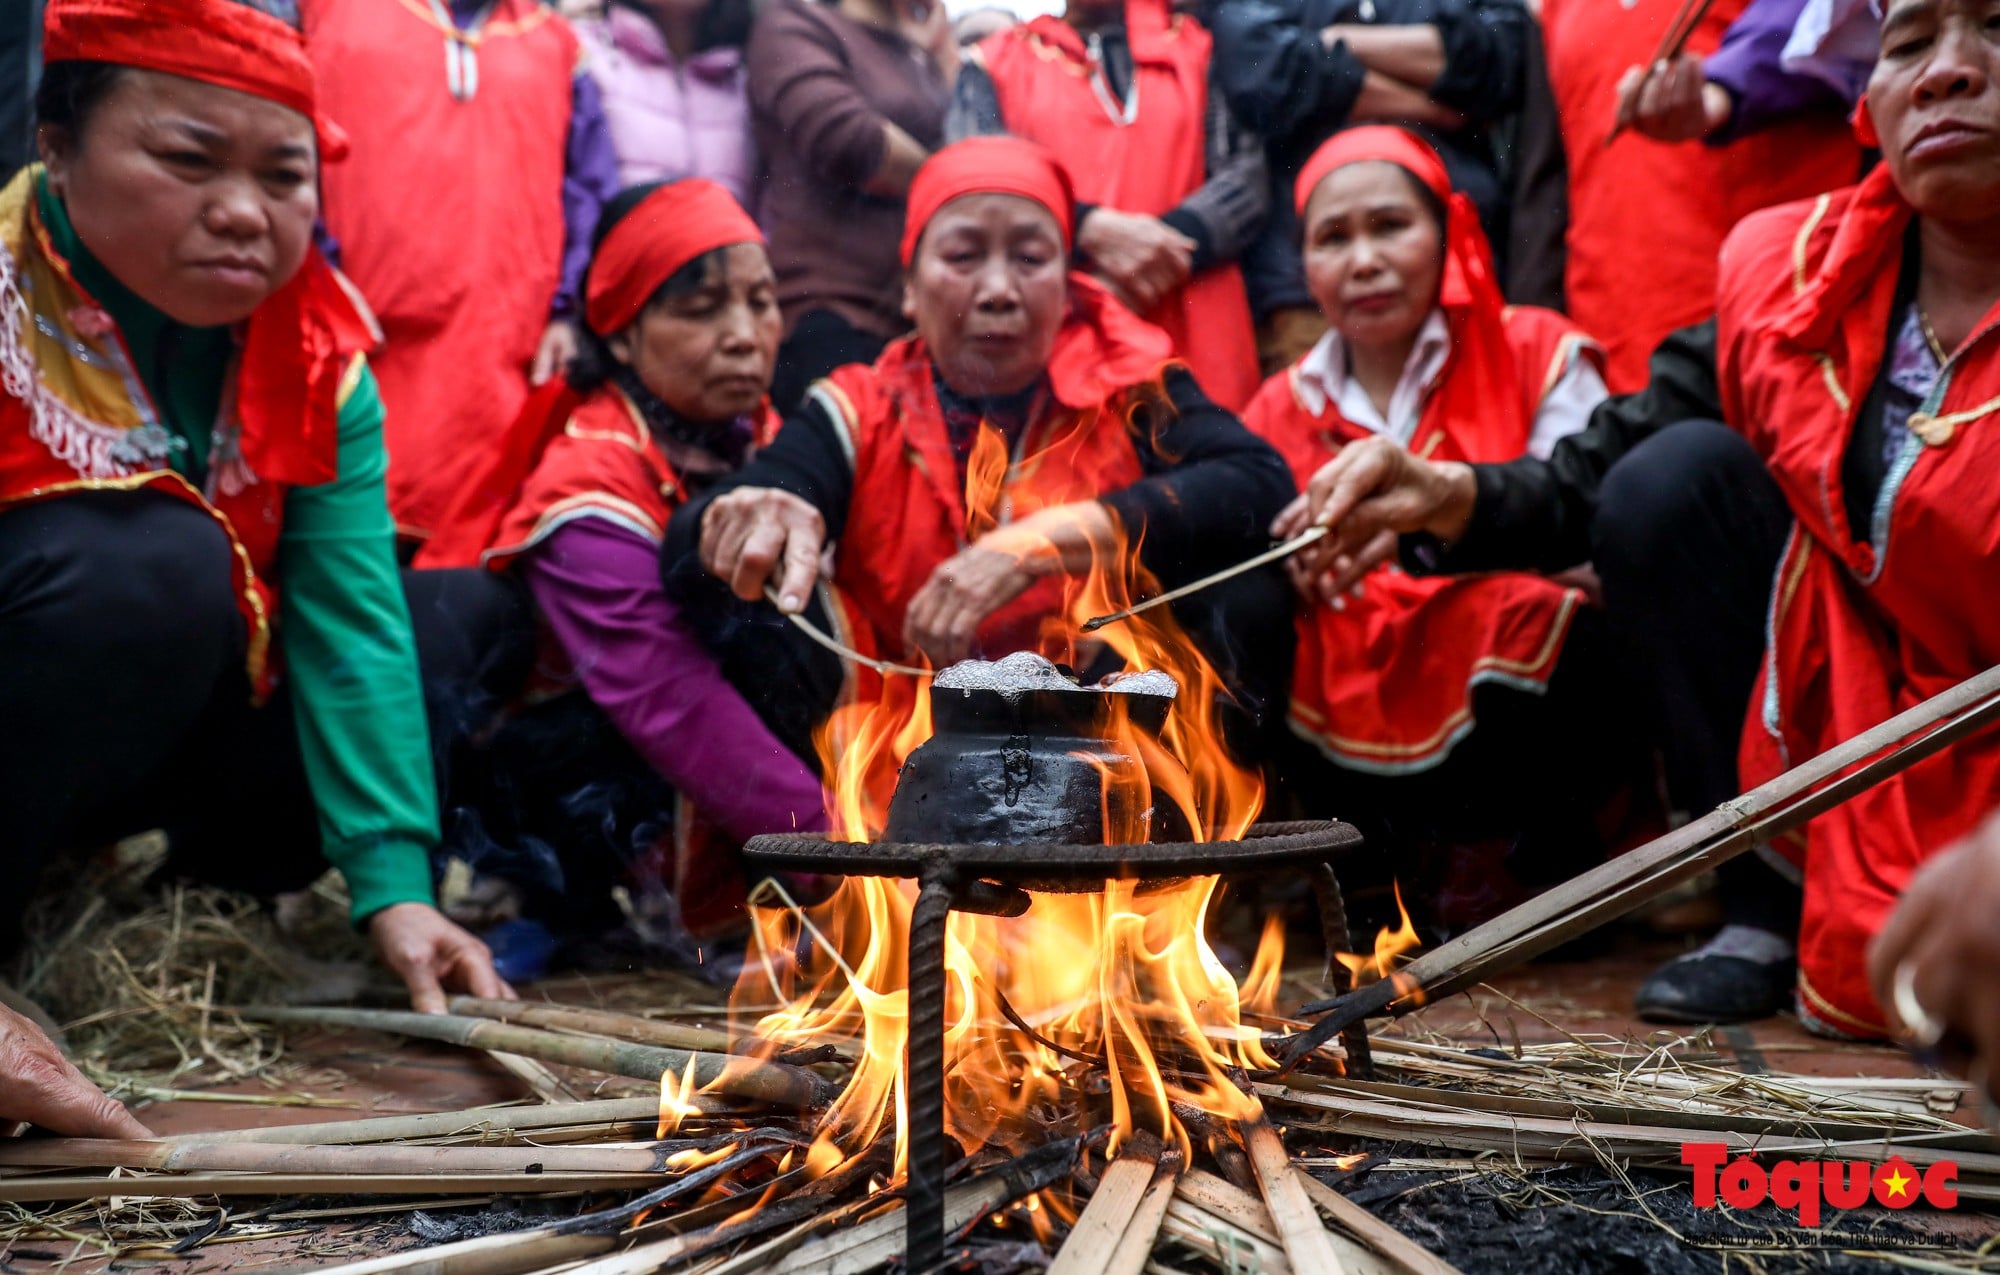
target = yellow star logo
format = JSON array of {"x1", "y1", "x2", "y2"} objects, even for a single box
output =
[{"x1": 1884, "y1": 1169, "x2": 1913, "y2": 1198}]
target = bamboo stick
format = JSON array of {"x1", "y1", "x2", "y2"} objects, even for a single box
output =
[
  {"x1": 1298, "y1": 1174, "x2": 1465, "y2": 1275},
  {"x1": 447, "y1": 998, "x2": 738, "y2": 1057},
  {"x1": 1245, "y1": 1120, "x2": 1348, "y2": 1275},
  {"x1": 1048, "y1": 1149, "x2": 1159, "y2": 1275},
  {"x1": 1104, "y1": 1157, "x2": 1183, "y2": 1275},
  {"x1": 1083, "y1": 527, "x2": 1327, "y2": 632},
  {"x1": 237, "y1": 1006, "x2": 832, "y2": 1108},
  {"x1": 0, "y1": 1172, "x2": 664, "y2": 1204},
  {"x1": 1281, "y1": 663, "x2": 2000, "y2": 1065},
  {"x1": 166, "y1": 1097, "x2": 680, "y2": 1146},
  {"x1": 487, "y1": 1051, "x2": 583, "y2": 1103}
]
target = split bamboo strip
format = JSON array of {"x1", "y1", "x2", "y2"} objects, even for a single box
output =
[
  {"x1": 0, "y1": 1172, "x2": 663, "y2": 1204},
  {"x1": 1164, "y1": 1173, "x2": 1288, "y2": 1270},
  {"x1": 487, "y1": 1052, "x2": 584, "y2": 1103},
  {"x1": 1298, "y1": 1174, "x2": 1465, "y2": 1275},
  {"x1": 1047, "y1": 1150, "x2": 1158, "y2": 1275},
  {"x1": 167, "y1": 1097, "x2": 677, "y2": 1146},
  {"x1": 1245, "y1": 1119, "x2": 1348, "y2": 1275},
  {"x1": 1284, "y1": 662, "x2": 2000, "y2": 1062},
  {"x1": 237, "y1": 1006, "x2": 831, "y2": 1108},
  {"x1": 448, "y1": 998, "x2": 737, "y2": 1057},
  {"x1": 1102, "y1": 1159, "x2": 1182, "y2": 1275}
]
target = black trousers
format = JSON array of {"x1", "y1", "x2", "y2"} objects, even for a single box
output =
[
  {"x1": 770, "y1": 310, "x2": 892, "y2": 417},
  {"x1": 0, "y1": 491, "x2": 531, "y2": 950},
  {"x1": 1591, "y1": 418, "x2": 1801, "y2": 932}
]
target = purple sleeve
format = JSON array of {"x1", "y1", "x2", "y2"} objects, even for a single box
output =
[
  {"x1": 556, "y1": 69, "x2": 624, "y2": 320},
  {"x1": 519, "y1": 518, "x2": 830, "y2": 841},
  {"x1": 1703, "y1": 0, "x2": 1852, "y2": 143}
]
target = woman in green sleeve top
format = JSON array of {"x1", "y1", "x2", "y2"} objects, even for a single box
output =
[{"x1": 0, "y1": 0, "x2": 512, "y2": 1096}]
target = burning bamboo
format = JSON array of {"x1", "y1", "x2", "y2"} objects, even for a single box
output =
[
  {"x1": 237, "y1": 1005, "x2": 833, "y2": 1108},
  {"x1": 1047, "y1": 1143, "x2": 1162, "y2": 1275},
  {"x1": 1103, "y1": 1154, "x2": 1184, "y2": 1275}
]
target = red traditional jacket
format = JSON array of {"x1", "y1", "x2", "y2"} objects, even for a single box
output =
[
  {"x1": 1718, "y1": 170, "x2": 2000, "y2": 1035},
  {"x1": 306, "y1": 0, "x2": 577, "y2": 540},
  {"x1": 0, "y1": 166, "x2": 375, "y2": 700},
  {"x1": 1541, "y1": 0, "x2": 1858, "y2": 391},
  {"x1": 1244, "y1": 307, "x2": 1597, "y2": 773},
  {"x1": 975, "y1": 0, "x2": 1261, "y2": 410}
]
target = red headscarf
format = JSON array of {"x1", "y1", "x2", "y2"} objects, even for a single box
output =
[
  {"x1": 900, "y1": 136, "x2": 1173, "y2": 409},
  {"x1": 44, "y1": 0, "x2": 347, "y2": 161},
  {"x1": 583, "y1": 179, "x2": 764, "y2": 336},
  {"x1": 1291, "y1": 126, "x2": 1530, "y2": 460}
]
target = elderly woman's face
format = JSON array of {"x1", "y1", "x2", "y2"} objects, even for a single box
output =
[
  {"x1": 613, "y1": 243, "x2": 781, "y2": 421},
  {"x1": 903, "y1": 193, "x2": 1067, "y2": 398},
  {"x1": 1302, "y1": 161, "x2": 1444, "y2": 357},
  {"x1": 39, "y1": 69, "x2": 317, "y2": 329},
  {"x1": 1869, "y1": 0, "x2": 2000, "y2": 218}
]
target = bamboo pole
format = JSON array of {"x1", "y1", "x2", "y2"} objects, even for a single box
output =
[
  {"x1": 165, "y1": 1097, "x2": 683, "y2": 1146},
  {"x1": 237, "y1": 1006, "x2": 832, "y2": 1108},
  {"x1": 0, "y1": 1172, "x2": 664, "y2": 1204},
  {"x1": 1103, "y1": 1157, "x2": 1183, "y2": 1275},
  {"x1": 1281, "y1": 663, "x2": 2000, "y2": 1065},
  {"x1": 0, "y1": 1138, "x2": 756, "y2": 1176},
  {"x1": 447, "y1": 998, "x2": 739, "y2": 1057},
  {"x1": 1245, "y1": 1119, "x2": 1348, "y2": 1275}
]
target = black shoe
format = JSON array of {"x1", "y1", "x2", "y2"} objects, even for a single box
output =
[{"x1": 1634, "y1": 950, "x2": 1795, "y2": 1023}]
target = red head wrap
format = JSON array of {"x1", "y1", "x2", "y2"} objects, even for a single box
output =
[
  {"x1": 43, "y1": 0, "x2": 348, "y2": 161},
  {"x1": 900, "y1": 136, "x2": 1076, "y2": 266},
  {"x1": 1292, "y1": 126, "x2": 1538, "y2": 461},
  {"x1": 583, "y1": 179, "x2": 764, "y2": 336}
]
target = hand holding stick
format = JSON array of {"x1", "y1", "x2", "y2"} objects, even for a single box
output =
[{"x1": 1603, "y1": 0, "x2": 1720, "y2": 146}]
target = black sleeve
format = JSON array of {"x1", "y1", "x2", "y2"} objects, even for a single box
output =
[
  {"x1": 1404, "y1": 318, "x2": 1722, "y2": 576},
  {"x1": 1207, "y1": 0, "x2": 1366, "y2": 148},
  {"x1": 1099, "y1": 366, "x2": 1300, "y2": 584},
  {"x1": 662, "y1": 394, "x2": 857, "y2": 598},
  {"x1": 943, "y1": 59, "x2": 1008, "y2": 141},
  {"x1": 1427, "y1": 0, "x2": 1530, "y2": 118}
]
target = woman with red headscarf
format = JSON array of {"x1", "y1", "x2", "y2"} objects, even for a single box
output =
[
  {"x1": 1247, "y1": 127, "x2": 1634, "y2": 923},
  {"x1": 0, "y1": 0, "x2": 509, "y2": 1063},
  {"x1": 420, "y1": 179, "x2": 825, "y2": 945},
  {"x1": 1280, "y1": 0, "x2": 2000, "y2": 1032},
  {"x1": 666, "y1": 136, "x2": 1294, "y2": 737}
]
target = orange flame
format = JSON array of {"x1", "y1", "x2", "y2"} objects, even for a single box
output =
[
  {"x1": 656, "y1": 1055, "x2": 702, "y2": 1138},
  {"x1": 963, "y1": 421, "x2": 1010, "y2": 544},
  {"x1": 726, "y1": 511, "x2": 1283, "y2": 1184},
  {"x1": 1336, "y1": 883, "x2": 1422, "y2": 986}
]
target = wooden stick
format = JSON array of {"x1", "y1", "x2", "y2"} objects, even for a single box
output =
[
  {"x1": 448, "y1": 997, "x2": 739, "y2": 1057},
  {"x1": 0, "y1": 1171, "x2": 665, "y2": 1204},
  {"x1": 1048, "y1": 1148, "x2": 1159, "y2": 1275},
  {"x1": 1298, "y1": 1174, "x2": 1466, "y2": 1275},
  {"x1": 1083, "y1": 527, "x2": 1327, "y2": 632},
  {"x1": 236, "y1": 1005, "x2": 832, "y2": 1108},
  {"x1": 1280, "y1": 662, "x2": 2000, "y2": 1064},
  {"x1": 1244, "y1": 1119, "x2": 1348, "y2": 1275},
  {"x1": 165, "y1": 1097, "x2": 688, "y2": 1146},
  {"x1": 1104, "y1": 1156, "x2": 1183, "y2": 1275},
  {"x1": 762, "y1": 586, "x2": 929, "y2": 677}
]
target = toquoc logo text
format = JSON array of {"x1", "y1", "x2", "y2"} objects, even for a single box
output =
[{"x1": 1681, "y1": 1143, "x2": 1959, "y2": 1228}]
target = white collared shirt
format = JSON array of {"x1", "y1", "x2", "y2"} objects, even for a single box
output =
[{"x1": 1293, "y1": 309, "x2": 1607, "y2": 460}]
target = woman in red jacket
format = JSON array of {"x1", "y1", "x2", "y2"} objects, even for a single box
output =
[
  {"x1": 1246, "y1": 127, "x2": 1633, "y2": 926},
  {"x1": 1284, "y1": 0, "x2": 2000, "y2": 1033}
]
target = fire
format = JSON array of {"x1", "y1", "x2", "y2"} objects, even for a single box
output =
[
  {"x1": 723, "y1": 511, "x2": 1286, "y2": 1185},
  {"x1": 656, "y1": 1054, "x2": 702, "y2": 1138},
  {"x1": 1335, "y1": 883, "x2": 1422, "y2": 988}
]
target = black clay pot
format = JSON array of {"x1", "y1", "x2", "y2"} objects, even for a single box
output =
[{"x1": 881, "y1": 682, "x2": 1189, "y2": 852}]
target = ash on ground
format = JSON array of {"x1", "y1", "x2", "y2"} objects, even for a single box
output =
[{"x1": 1325, "y1": 1159, "x2": 1982, "y2": 1274}]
